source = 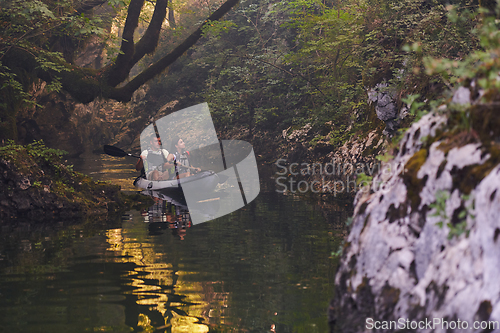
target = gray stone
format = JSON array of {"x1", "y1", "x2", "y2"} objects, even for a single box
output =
[
  {"x1": 17, "y1": 177, "x2": 31, "y2": 190},
  {"x1": 333, "y1": 110, "x2": 500, "y2": 332},
  {"x1": 368, "y1": 82, "x2": 400, "y2": 134},
  {"x1": 376, "y1": 102, "x2": 397, "y2": 122},
  {"x1": 452, "y1": 86, "x2": 471, "y2": 105}
]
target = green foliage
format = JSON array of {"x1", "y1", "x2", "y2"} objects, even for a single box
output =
[
  {"x1": 431, "y1": 190, "x2": 475, "y2": 240},
  {"x1": 24, "y1": 140, "x2": 67, "y2": 161},
  {"x1": 128, "y1": 0, "x2": 484, "y2": 154},
  {"x1": 362, "y1": 0, "x2": 479, "y2": 124},
  {"x1": 376, "y1": 152, "x2": 394, "y2": 163},
  {"x1": 309, "y1": 135, "x2": 325, "y2": 147},
  {"x1": 423, "y1": 4, "x2": 500, "y2": 84},
  {"x1": 401, "y1": 94, "x2": 425, "y2": 116},
  {"x1": 197, "y1": 0, "x2": 481, "y2": 146},
  {"x1": 0, "y1": 60, "x2": 37, "y2": 110},
  {"x1": 399, "y1": 3, "x2": 500, "y2": 140},
  {"x1": 0, "y1": 139, "x2": 68, "y2": 166},
  {"x1": 0, "y1": 0, "x2": 109, "y2": 50},
  {"x1": 447, "y1": 220, "x2": 469, "y2": 239},
  {"x1": 0, "y1": 0, "x2": 488, "y2": 154},
  {"x1": 0, "y1": 0, "x2": 111, "y2": 140},
  {"x1": 430, "y1": 190, "x2": 450, "y2": 227},
  {"x1": 356, "y1": 172, "x2": 373, "y2": 186},
  {"x1": 198, "y1": 0, "x2": 302, "y2": 133},
  {"x1": 0, "y1": 139, "x2": 130, "y2": 217},
  {"x1": 329, "y1": 125, "x2": 351, "y2": 148},
  {"x1": 107, "y1": 0, "x2": 129, "y2": 10},
  {"x1": 201, "y1": 20, "x2": 237, "y2": 39},
  {"x1": 384, "y1": 2, "x2": 500, "y2": 149},
  {"x1": 283, "y1": 0, "x2": 366, "y2": 127},
  {"x1": 70, "y1": 13, "x2": 107, "y2": 37}
]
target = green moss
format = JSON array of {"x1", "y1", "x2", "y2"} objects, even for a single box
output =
[
  {"x1": 380, "y1": 284, "x2": 400, "y2": 312},
  {"x1": 471, "y1": 105, "x2": 500, "y2": 142},
  {"x1": 401, "y1": 148, "x2": 429, "y2": 211},
  {"x1": 362, "y1": 59, "x2": 393, "y2": 88},
  {"x1": 452, "y1": 144, "x2": 500, "y2": 194}
]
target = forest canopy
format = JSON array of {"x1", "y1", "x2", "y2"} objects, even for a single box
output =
[
  {"x1": 1, "y1": 0, "x2": 497, "y2": 145},
  {"x1": 198, "y1": 0, "x2": 485, "y2": 140},
  {"x1": 0, "y1": 0, "x2": 239, "y2": 139}
]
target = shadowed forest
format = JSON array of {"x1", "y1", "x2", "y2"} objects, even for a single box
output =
[{"x1": 1, "y1": 0, "x2": 492, "y2": 155}]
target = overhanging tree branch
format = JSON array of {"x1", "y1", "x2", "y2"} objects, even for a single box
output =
[
  {"x1": 108, "y1": 0, "x2": 240, "y2": 102},
  {"x1": 132, "y1": 0, "x2": 169, "y2": 64},
  {"x1": 107, "y1": 0, "x2": 145, "y2": 86},
  {"x1": 1, "y1": 0, "x2": 240, "y2": 105},
  {"x1": 106, "y1": 0, "x2": 169, "y2": 87}
]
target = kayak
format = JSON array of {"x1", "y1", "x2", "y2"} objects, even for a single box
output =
[{"x1": 133, "y1": 170, "x2": 220, "y2": 192}]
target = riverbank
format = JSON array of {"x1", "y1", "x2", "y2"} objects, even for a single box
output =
[{"x1": 0, "y1": 141, "x2": 149, "y2": 222}]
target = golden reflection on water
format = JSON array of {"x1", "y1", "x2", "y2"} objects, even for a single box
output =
[
  {"x1": 92, "y1": 155, "x2": 138, "y2": 191},
  {"x1": 104, "y1": 227, "x2": 219, "y2": 332}
]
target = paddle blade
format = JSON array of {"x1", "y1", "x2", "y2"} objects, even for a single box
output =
[{"x1": 103, "y1": 145, "x2": 129, "y2": 157}]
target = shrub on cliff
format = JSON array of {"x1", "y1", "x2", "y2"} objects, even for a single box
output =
[{"x1": 0, "y1": 140, "x2": 127, "y2": 221}]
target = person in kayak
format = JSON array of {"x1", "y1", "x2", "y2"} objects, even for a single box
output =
[
  {"x1": 170, "y1": 135, "x2": 201, "y2": 179},
  {"x1": 136, "y1": 136, "x2": 175, "y2": 180}
]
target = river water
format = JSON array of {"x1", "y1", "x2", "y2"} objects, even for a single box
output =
[{"x1": 0, "y1": 153, "x2": 352, "y2": 333}]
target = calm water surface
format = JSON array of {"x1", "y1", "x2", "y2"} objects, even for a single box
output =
[{"x1": 0, "y1": 153, "x2": 351, "y2": 332}]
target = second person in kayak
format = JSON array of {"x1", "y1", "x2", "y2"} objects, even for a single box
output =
[{"x1": 170, "y1": 136, "x2": 201, "y2": 179}]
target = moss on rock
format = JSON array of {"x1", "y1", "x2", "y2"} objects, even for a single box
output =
[{"x1": 401, "y1": 148, "x2": 428, "y2": 211}]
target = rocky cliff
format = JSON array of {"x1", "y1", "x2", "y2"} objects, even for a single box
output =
[{"x1": 331, "y1": 85, "x2": 500, "y2": 332}]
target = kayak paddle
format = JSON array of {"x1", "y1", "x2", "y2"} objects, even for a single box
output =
[{"x1": 103, "y1": 145, "x2": 140, "y2": 159}]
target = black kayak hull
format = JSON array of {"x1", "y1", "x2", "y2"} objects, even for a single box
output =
[{"x1": 133, "y1": 170, "x2": 219, "y2": 192}]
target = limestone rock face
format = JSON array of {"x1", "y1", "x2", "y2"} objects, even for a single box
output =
[
  {"x1": 332, "y1": 110, "x2": 500, "y2": 332},
  {"x1": 330, "y1": 130, "x2": 385, "y2": 169}
]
